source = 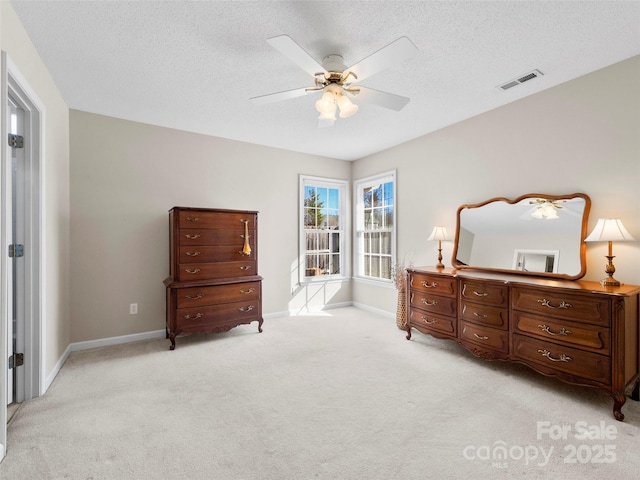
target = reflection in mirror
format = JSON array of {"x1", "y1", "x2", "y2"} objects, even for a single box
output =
[{"x1": 452, "y1": 193, "x2": 591, "y2": 279}]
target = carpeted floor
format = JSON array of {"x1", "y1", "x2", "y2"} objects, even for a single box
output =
[{"x1": 1, "y1": 307, "x2": 639, "y2": 479}]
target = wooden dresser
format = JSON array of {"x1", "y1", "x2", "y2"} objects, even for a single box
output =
[
  {"x1": 164, "y1": 207, "x2": 263, "y2": 350},
  {"x1": 406, "y1": 267, "x2": 640, "y2": 421}
]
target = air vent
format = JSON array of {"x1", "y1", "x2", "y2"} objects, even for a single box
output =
[{"x1": 498, "y1": 69, "x2": 544, "y2": 90}]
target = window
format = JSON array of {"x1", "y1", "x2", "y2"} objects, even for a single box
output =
[
  {"x1": 300, "y1": 176, "x2": 348, "y2": 281},
  {"x1": 355, "y1": 171, "x2": 396, "y2": 282}
]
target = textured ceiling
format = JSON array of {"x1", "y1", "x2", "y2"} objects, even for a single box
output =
[{"x1": 10, "y1": 1, "x2": 640, "y2": 160}]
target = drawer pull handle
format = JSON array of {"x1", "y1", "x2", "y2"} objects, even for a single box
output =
[
  {"x1": 185, "y1": 234, "x2": 200, "y2": 240},
  {"x1": 538, "y1": 324, "x2": 572, "y2": 336},
  {"x1": 473, "y1": 312, "x2": 488, "y2": 319},
  {"x1": 538, "y1": 349, "x2": 572, "y2": 363},
  {"x1": 421, "y1": 280, "x2": 438, "y2": 288},
  {"x1": 185, "y1": 268, "x2": 201, "y2": 274},
  {"x1": 239, "y1": 305, "x2": 254, "y2": 312},
  {"x1": 473, "y1": 291, "x2": 489, "y2": 297},
  {"x1": 186, "y1": 217, "x2": 199, "y2": 222},
  {"x1": 184, "y1": 313, "x2": 203, "y2": 320},
  {"x1": 185, "y1": 293, "x2": 204, "y2": 300},
  {"x1": 421, "y1": 315, "x2": 438, "y2": 325},
  {"x1": 421, "y1": 298, "x2": 438, "y2": 306},
  {"x1": 473, "y1": 333, "x2": 489, "y2": 340},
  {"x1": 537, "y1": 298, "x2": 572, "y2": 309},
  {"x1": 240, "y1": 288, "x2": 255, "y2": 294},
  {"x1": 239, "y1": 265, "x2": 251, "y2": 271},
  {"x1": 185, "y1": 251, "x2": 201, "y2": 256}
]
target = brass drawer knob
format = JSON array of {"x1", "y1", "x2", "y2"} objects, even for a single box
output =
[
  {"x1": 421, "y1": 298, "x2": 438, "y2": 306},
  {"x1": 185, "y1": 251, "x2": 201, "y2": 256},
  {"x1": 420, "y1": 280, "x2": 438, "y2": 288},
  {"x1": 240, "y1": 288, "x2": 255, "y2": 294},
  {"x1": 185, "y1": 268, "x2": 201, "y2": 274},
  {"x1": 239, "y1": 305, "x2": 254, "y2": 312},
  {"x1": 473, "y1": 333, "x2": 489, "y2": 340},
  {"x1": 185, "y1": 234, "x2": 200, "y2": 240},
  {"x1": 184, "y1": 313, "x2": 203, "y2": 320}
]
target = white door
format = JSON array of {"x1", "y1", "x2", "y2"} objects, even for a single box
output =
[{"x1": 7, "y1": 97, "x2": 26, "y2": 407}]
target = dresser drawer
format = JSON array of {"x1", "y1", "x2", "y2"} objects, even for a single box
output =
[
  {"x1": 512, "y1": 334, "x2": 611, "y2": 384},
  {"x1": 408, "y1": 272, "x2": 457, "y2": 297},
  {"x1": 460, "y1": 321, "x2": 508, "y2": 353},
  {"x1": 460, "y1": 301, "x2": 508, "y2": 329},
  {"x1": 408, "y1": 309, "x2": 456, "y2": 336},
  {"x1": 176, "y1": 261, "x2": 257, "y2": 281},
  {"x1": 177, "y1": 210, "x2": 256, "y2": 230},
  {"x1": 460, "y1": 280, "x2": 508, "y2": 308},
  {"x1": 512, "y1": 311, "x2": 610, "y2": 355},
  {"x1": 179, "y1": 245, "x2": 255, "y2": 263},
  {"x1": 179, "y1": 228, "x2": 254, "y2": 247},
  {"x1": 176, "y1": 300, "x2": 261, "y2": 330},
  {"x1": 409, "y1": 291, "x2": 457, "y2": 317},
  {"x1": 511, "y1": 287, "x2": 610, "y2": 327},
  {"x1": 176, "y1": 281, "x2": 260, "y2": 309}
]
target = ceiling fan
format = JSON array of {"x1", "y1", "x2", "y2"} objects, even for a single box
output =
[{"x1": 250, "y1": 35, "x2": 418, "y2": 127}]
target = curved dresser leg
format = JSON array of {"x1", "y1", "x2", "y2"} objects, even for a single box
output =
[
  {"x1": 612, "y1": 392, "x2": 626, "y2": 421},
  {"x1": 257, "y1": 318, "x2": 263, "y2": 333},
  {"x1": 405, "y1": 326, "x2": 412, "y2": 340},
  {"x1": 169, "y1": 334, "x2": 176, "y2": 351}
]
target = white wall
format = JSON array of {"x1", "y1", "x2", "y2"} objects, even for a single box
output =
[
  {"x1": 69, "y1": 111, "x2": 352, "y2": 343},
  {"x1": 353, "y1": 55, "x2": 640, "y2": 313}
]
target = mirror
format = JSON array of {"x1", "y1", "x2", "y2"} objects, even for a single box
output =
[{"x1": 452, "y1": 193, "x2": 591, "y2": 280}]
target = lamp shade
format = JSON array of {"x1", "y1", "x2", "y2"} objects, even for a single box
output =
[
  {"x1": 427, "y1": 226, "x2": 449, "y2": 241},
  {"x1": 585, "y1": 219, "x2": 635, "y2": 242}
]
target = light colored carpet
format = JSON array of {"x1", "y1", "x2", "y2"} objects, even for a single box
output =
[{"x1": 1, "y1": 306, "x2": 639, "y2": 479}]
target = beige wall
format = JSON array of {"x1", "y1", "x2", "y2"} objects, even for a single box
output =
[
  {"x1": 352, "y1": 55, "x2": 640, "y2": 313},
  {"x1": 1, "y1": 2, "x2": 71, "y2": 384},
  {"x1": 69, "y1": 112, "x2": 352, "y2": 342}
]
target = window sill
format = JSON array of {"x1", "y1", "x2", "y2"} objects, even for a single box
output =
[{"x1": 353, "y1": 276, "x2": 395, "y2": 289}]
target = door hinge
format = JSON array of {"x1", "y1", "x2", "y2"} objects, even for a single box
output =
[
  {"x1": 8, "y1": 244, "x2": 24, "y2": 258},
  {"x1": 8, "y1": 133, "x2": 24, "y2": 149},
  {"x1": 8, "y1": 353, "x2": 24, "y2": 369}
]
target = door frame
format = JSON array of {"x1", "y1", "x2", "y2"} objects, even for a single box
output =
[{"x1": 1, "y1": 51, "x2": 44, "y2": 460}]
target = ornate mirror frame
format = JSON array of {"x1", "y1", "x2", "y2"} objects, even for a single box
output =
[{"x1": 451, "y1": 193, "x2": 591, "y2": 280}]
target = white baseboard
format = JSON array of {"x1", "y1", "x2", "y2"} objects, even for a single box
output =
[
  {"x1": 44, "y1": 344, "x2": 71, "y2": 394},
  {"x1": 288, "y1": 301, "x2": 354, "y2": 315},
  {"x1": 69, "y1": 329, "x2": 166, "y2": 352},
  {"x1": 351, "y1": 302, "x2": 394, "y2": 319}
]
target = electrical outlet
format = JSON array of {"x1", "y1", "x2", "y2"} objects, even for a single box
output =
[{"x1": 129, "y1": 303, "x2": 138, "y2": 315}]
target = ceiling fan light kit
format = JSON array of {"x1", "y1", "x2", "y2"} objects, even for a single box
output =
[{"x1": 251, "y1": 35, "x2": 418, "y2": 127}]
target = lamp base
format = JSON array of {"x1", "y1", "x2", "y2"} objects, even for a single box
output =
[
  {"x1": 601, "y1": 255, "x2": 622, "y2": 286},
  {"x1": 600, "y1": 277, "x2": 622, "y2": 287}
]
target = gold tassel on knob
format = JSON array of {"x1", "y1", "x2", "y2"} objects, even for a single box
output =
[{"x1": 242, "y1": 220, "x2": 252, "y2": 256}]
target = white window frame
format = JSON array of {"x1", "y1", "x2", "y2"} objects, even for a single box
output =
[
  {"x1": 299, "y1": 175, "x2": 349, "y2": 283},
  {"x1": 354, "y1": 170, "x2": 396, "y2": 284}
]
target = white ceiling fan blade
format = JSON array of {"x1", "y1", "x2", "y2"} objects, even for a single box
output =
[
  {"x1": 353, "y1": 86, "x2": 410, "y2": 111},
  {"x1": 345, "y1": 37, "x2": 418, "y2": 83},
  {"x1": 250, "y1": 87, "x2": 316, "y2": 105},
  {"x1": 267, "y1": 35, "x2": 328, "y2": 78}
]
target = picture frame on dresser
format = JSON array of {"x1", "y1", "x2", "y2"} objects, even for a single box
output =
[
  {"x1": 164, "y1": 207, "x2": 264, "y2": 350},
  {"x1": 406, "y1": 193, "x2": 640, "y2": 421}
]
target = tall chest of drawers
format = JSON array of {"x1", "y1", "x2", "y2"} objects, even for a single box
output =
[
  {"x1": 164, "y1": 207, "x2": 263, "y2": 350},
  {"x1": 406, "y1": 267, "x2": 640, "y2": 421}
]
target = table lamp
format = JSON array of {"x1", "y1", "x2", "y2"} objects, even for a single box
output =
[{"x1": 585, "y1": 218, "x2": 635, "y2": 286}]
